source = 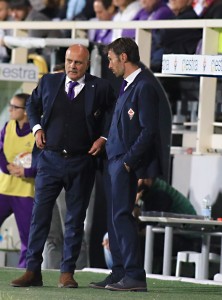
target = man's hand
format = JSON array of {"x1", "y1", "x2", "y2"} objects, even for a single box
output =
[
  {"x1": 88, "y1": 137, "x2": 106, "y2": 156},
  {"x1": 7, "y1": 163, "x2": 25, "y2": 177},
  {"x1": 35, "y1": 129, "x2": 46, "y2": 149}
]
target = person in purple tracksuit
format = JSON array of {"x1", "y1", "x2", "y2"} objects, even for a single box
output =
[{"x1": 0, "y1": 93, "x2": 36, "y2": 268}]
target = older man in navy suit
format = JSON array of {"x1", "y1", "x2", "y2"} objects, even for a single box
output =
[
  {"x1": 11, "y1": 44, "x2": 115, "y2": 288},
  {"x1": 90, "y1": 37, "x2": 162, "y2": 292}
]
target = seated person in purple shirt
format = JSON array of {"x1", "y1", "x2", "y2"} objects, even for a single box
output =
[
  {"x1": 88, "y1": 0, "x2": 118, "y2": 44},
  {"x1": 161, "y1": 0, "x2": 202, "y2": 60},
  {"x1": 111, "y1": 0, "x2": 143, "y2": 40},
  {"x1": 139, "y1": 0, "x2": 173, "y2": 20},
  {"x1": 114, "y1": 0, "x2": 173, "y2": 42},
  {"x1": 0, "y1": 93, "x2": 36, "y2": 268},
  {"x1": 149, "y1": 0, "x2": 202, "y2": 71},
  {"x1": 137, "y1": 0, "x2": 174, "y2": 72}
]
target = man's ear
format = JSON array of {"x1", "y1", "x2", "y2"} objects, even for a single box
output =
[{"x1": 120, "y1": 52, "x2": 128, "y2": 63}]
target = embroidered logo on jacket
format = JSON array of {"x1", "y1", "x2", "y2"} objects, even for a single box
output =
[{"x1": 128, "y1": 108, "x2": 135, "y2": 120}]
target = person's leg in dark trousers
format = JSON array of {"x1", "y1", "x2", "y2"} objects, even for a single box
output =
[
  {"x1": 89, "y1": 159, "x2": 125, "y2": 288},
  {"x1": 61, "y1": 155, "x2": 95, "y2": 272},
  {"x1": 104, "y1": 160, "x2": 125, "y2": 277},
  {"x1": 26, "y1": 151, "x2": 64, "y2": 272},
  {"x1": 26, "y1": 151, "x2": 95, "y2": 274},
  {"x1": 42, "y1": 201, "x2": 64, "y2": 269},
  {"x1": 108, "y1": 157, "x2": 145, "y2": 281},
  {"x1": 90, "y1": 156, "x2": 146, "y2": 290}
]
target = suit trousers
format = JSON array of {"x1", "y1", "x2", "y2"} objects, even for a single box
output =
[
  {"x1": 26, "y1": 150, "x2": 95, "y2": 273},
  {"x1": 42, "y1": 188, "x2": 88, "y2": 270},
  {"x1": 106, "y1": 156, "x2": 146, "y2": 281}
]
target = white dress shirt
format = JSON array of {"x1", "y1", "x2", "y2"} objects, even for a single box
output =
[{"x1": 124, "y1": 68, "x2": 142, "y2": 91}]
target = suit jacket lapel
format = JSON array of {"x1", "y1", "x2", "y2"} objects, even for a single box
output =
[
  {"x1": 84, "y1": 74, "x2": 95, "y2": 117},
  {"x1": 44, "y1": 73, "x2": 66, "y2": 126},
  {"x1": 48, "y1": 73, "x2": 66, "y2": 109},
  {"x1": 116, "y1": 71, "x2": 144, "y2": 122},
  {"x1": 116, "y1": 82, "x2": 136, "y2": 122}
]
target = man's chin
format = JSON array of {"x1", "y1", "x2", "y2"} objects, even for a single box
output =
[
  {"x1": 68, "y1": 76, "x2": 79, "y2": 81},
  {"x1": 68, "y1": 71, "x2": 78, "y2": 78},
  {"x1": 112, "y1": 72, "x2": 120, "y2": 78}
]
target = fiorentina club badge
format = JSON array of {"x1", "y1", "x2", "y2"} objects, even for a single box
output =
[{"x1": 128, "y1": 108, "x2": 135, "y2": 120}]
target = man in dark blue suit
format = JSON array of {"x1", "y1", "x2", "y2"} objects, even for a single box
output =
[
  {"x1": 11, "y1": 44, "x2": 115, "y2": 288},
  {"x1": 90, "y1": 37, "x2": 162, "y2": 292}
]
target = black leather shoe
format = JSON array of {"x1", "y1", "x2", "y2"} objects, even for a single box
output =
[
  {"x1": 89, "y1": 272, "x2": 123, "y2": 289},
  {"x1": 105, "y1": 276, "x2": 147, "y2": 292}
]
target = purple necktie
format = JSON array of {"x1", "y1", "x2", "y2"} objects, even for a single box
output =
[
  {"x1": 119, "y1": 80, "x2": 127, "y2": 97},
  {"x1": 67, "y1": 81, "x2": 79, "y2": 100}
]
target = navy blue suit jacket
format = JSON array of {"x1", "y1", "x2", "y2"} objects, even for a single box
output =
[{"x1": 108, "y1": 70, "x2": 169, "y2": 179}]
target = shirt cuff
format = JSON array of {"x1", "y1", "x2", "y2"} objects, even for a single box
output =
[
  {"x1": 100, "y1": 136, "x2": 107, "y2": 140},
  {"x1": 32, "y1": 124, "x2": 42, "y2": 136}
]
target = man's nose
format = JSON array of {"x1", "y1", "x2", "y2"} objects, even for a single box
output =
[{"x1": 70, "y1": 61, "x2": 77, "y2": 67}]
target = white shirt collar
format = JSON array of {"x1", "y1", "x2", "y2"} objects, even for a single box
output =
[
  {"x1": 65, "y1": 75, "x2": 85, "y2": 86},
  {"x1": 65, "y1": 75, "x2": 86, "y2": 95},
  {"x1": 125, "y1": 68, "x2": 142, "y2": 88}
]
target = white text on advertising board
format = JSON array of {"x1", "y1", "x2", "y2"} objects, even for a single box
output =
[{"x1": 0, "y1": 64, "x2": 38, "y2": 82}]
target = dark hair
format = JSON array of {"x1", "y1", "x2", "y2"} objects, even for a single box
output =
[
  {"x1": 105, "y1": 37, "x2": 140, "y2": 65},
  {"x1": 14, "y1": 93, "x2": 30, "y2": 106},
  {"x1": 9, "y1": 0, "x2": 30, "y2": 9},
  {"x1": 94, "y1": 0, "x2": 113, "y2": 10}
]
